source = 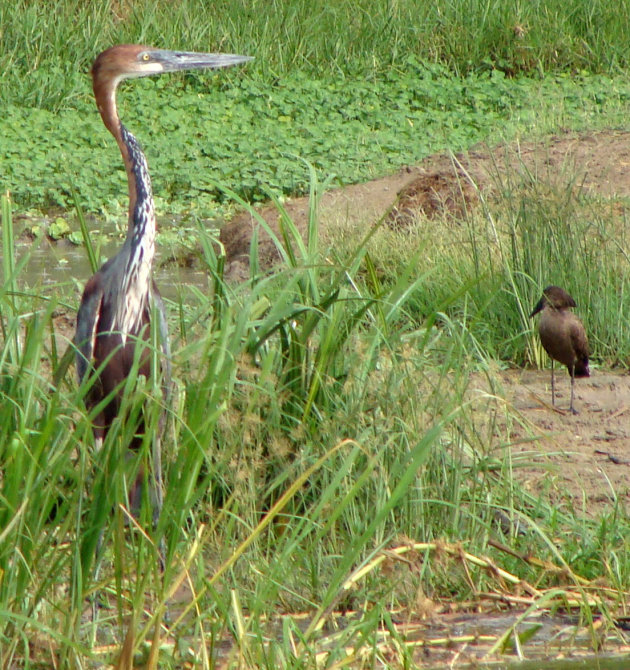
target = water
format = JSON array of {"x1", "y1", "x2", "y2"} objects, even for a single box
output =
[{"x1": 9, "y1": 228, "x2": 210, "y2": 304}]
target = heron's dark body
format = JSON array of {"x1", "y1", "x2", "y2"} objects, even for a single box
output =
[{"x1": 76, "y1": 268, "x2": 162, "y2": 448}]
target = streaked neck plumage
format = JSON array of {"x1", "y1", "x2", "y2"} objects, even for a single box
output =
[
  {"x1": 94, "y1": 75, "x2": 156, "y2": 341},
  {"x1": 115, "y1": 123, "x2": 156, "y2": 339}
]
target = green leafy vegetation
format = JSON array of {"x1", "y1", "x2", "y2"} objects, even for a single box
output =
[{"x1": 3, "y1": 66, "x2": 630, "y2": 215}]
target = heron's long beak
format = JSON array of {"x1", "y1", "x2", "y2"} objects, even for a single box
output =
[{"x1": 152, "y1": 50, "x2": 253, "y2": 73}]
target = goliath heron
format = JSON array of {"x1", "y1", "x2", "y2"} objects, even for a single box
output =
[
  {"x1": 530, "y1": 285, "x2": 590, "y2": 414},
  {"x1": 75, "y1": 45, "x2": 251, "y2": 521}
]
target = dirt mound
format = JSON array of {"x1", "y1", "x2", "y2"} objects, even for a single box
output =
[{"x1": 386, "y1": 169, "x2": 478, "y2": 229}]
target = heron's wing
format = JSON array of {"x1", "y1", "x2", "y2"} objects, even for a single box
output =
[{"x1": 75, "y1": 276, "x2": 104, "y2": 384}]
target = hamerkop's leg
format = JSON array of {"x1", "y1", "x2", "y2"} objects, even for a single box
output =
[{"x1": 569, "y1": 367, "x2": 577, "y2": 414}]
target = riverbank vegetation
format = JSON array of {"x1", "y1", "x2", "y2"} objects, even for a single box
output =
[{"x1": 2, "y1": 1, "x2": 630, "y2": 667}]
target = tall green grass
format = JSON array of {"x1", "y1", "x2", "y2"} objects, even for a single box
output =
[
  {"x1": 333, "y1": 156, "x2": 630, "y2": 368},
  {"x1": 2, "y1": 170, "x2": 630, "y2": 666},
  {"x1": 2, "y1": 0, "x2": 630, "y2": 109}
]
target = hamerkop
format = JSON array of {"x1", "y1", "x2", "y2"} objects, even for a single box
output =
[{"x1": 530, "y1": 285, "x2": 590, "y2": 414}]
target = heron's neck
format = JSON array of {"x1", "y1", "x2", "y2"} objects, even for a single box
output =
[
  {"x1": 94, "y1": 82, "x2": 156, "y2": 252},
  {"x1": 119, "y1": 123, "x2": 155, "y2": 241},
  {"x1": 112, "y1": 123, "x2": 157, "y2": 339}
]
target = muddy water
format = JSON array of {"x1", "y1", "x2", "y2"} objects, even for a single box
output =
[
  {"x1": 376, "y1": 611, "x2": 630, "y2": 669},
  {"x1": 182, "y1": 607, "x2": 629, "y2": 669},
  {"x1": 502, "y1": 660, "x2": 630, "y2": 669},
  {"x1": 205, "y1": 610, "x2": 630, "y2": 669},
  {"x1": 483, "y1": 658, "x2": 630, "y2": 669},
  {"x1": 9, "y1": 233, "x2": 210, "y2": 303},
  {"x1": 90, "y1": 604, "x2": 630, "y2": 669}
]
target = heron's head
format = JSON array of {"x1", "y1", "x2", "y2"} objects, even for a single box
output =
[
  {"x1": 91, "y1": 44, "x2": 252, "y2": 89},
  {"x1": 91, "y1": 44, "x2": 252, "y2": 135}
]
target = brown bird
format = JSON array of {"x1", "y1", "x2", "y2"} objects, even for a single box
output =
[
  {"x1": 74, "y1": 45, "x2": 251, "y2": 523},
  {"x1": 530, "y1": 285, "x2": 590, "y2": 414}
]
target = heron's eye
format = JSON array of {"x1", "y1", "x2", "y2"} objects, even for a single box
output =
[{"x1": 140, "y1": 52, "x2": 150, "y2": 62}]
